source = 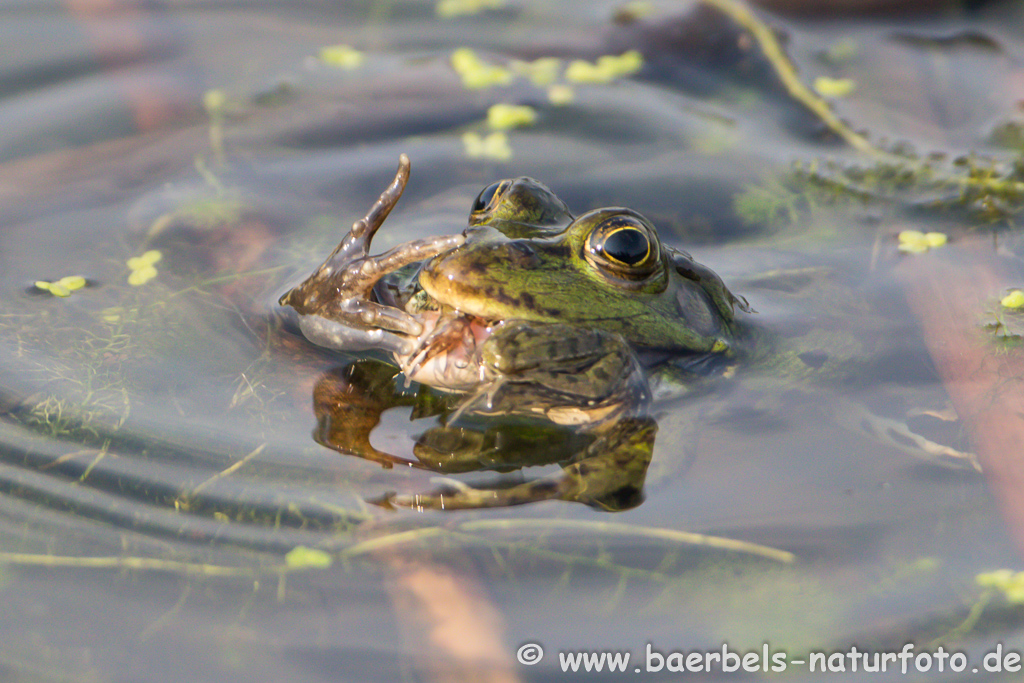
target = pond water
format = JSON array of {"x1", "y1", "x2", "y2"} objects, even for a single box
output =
[{"x1": 3, "y1": 0, "x2": 1024, "y2": 681}]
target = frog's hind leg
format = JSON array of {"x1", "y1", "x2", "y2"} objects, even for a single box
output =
[{"x1": 382, "y1": 417, "x2": 656, "y2": 511}]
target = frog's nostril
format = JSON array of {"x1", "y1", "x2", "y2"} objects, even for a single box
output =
[{"x1": 506, "y1": 242, "x2": 540, "y2": 268}]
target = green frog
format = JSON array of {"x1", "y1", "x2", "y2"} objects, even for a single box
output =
[
  {"x1": 280, "y1": 156, "x2": 978, "y2": 511},
  {"x1": 279, "y1": 154, "x2": 750, "y2": 510}
]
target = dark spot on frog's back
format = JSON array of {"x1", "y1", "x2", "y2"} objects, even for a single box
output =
[{"x1": 485, "y1": 285, "x2": 519, "y2": 307}]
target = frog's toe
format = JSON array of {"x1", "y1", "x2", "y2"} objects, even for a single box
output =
[
  {"x1": 351, "y1": 154, "x2": 411, "y2": 241},
  {"x1": 336, "y1": 234, "x2": 466, "y2": 295},
  {"x1": 330, "y1": 298, "x2": 424, "y2": 338},
  {"x1": 297, "y1": 313, "x2": 414, "y2": 355}
]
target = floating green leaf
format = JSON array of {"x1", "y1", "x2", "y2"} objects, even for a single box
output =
[
  {"x1": 436, "y1": 0, "x2": 502, "y2": 18},
  {"x1": 813, "y1": 76, "x2": 856, "y2": 98},
  {"x1": 977, "y1": 569, "x2": 1024, "y2": 603},
  {"x1": 487, "y1": 103, "x2": 536, "y2": 130},
  {"x1": 463, "y1": 131, "x2": 511, "y2": 161},
  {"x1": 35, "y1": 275, "x2": 87, "y2": 298},
  {"x1": 319, "y1": 44, "x2": 364, "y2": 69},
  {"x1": 897, "y1": 230, "x2": 946, "y2": 254},
  {"x1": 284, "y1": 546, "x2": 333, "y2": 569},
  {"x1": 451, "y1": 48, "x2": 513, "y2": 89},
  {"x1": 565, "y1": 51, "x2": 643, "y2": 84},
  {"x1": 127, "y1": 249, "x2": 163, "y2": 286},
  {"x1": 547, "y1": 84, "x2": 574, "y2": 106},
  {"x1": 1002, "y1": 290, "x2": 1024, "y2": 309}
]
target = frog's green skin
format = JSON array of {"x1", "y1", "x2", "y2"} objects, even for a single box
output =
[
  {"x1": 282, "y1": 156, "x2": 746, "y2": 381},
  {"x1": 280, "y1": 155, "x2": 750, "y2": 510},
  {"x1": 420, "y1": 206, "x2": 736, "y2": 354}
]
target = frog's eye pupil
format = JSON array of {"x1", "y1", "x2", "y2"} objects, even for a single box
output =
[
  {"x1": 602, "y1": 228, "x2": 649, "y2": 266},
  {"x1": 472, "y1": 182, "x2": 504, "y2": 214}
]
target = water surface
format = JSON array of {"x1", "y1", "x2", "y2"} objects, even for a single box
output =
[{"x1": 2, "y1": 0, "x2": 1024, "y2": 681}]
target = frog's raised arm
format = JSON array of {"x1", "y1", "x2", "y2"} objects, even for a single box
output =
[{"x1": 279, "y1": 155, "x2": 464, "y2": 354}]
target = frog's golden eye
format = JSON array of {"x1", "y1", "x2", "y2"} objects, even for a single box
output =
[
  {"x1": 601, "y1": 226, "x2": 650, "y2": 265},
  {"x1": 585, "y1": 214, "x2": 659, "y2": 279},
  {"x1": 471, "y1": 180, "x2": 511, "y2": 215}
]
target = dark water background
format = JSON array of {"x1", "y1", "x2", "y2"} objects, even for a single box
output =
[{"x1": 2, "y1": 0, "x2": 1024, "y2": 681}]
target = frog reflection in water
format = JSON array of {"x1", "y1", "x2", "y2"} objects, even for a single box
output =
[{"x1": 279, "y1": 155, "x2": 748, "y2": 510}]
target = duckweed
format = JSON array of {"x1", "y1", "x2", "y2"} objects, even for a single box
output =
[
  {"x1": 127, "y1": 250, "x2": 163, "y2": 286},
  {"x1": 813, "y1": 76, "x2": 856, "y2": 98},
  {"x1": 35, "y1": 276, "x2": 87, "y2": 298},
  {"x1": 565, "y1": 51, "x2": 643, "y2": 84},
  {"x1": 462, "y1": 131, "x2": 511, "y2": 160},
  {"x1": 487, "y1": 104, "x2": 536, "y2": 130},
  {"x1": 284, "y1": 546, "x2": 334, "y2": 569},
  {"x1": 450, "y1": 48, "x2": 513, "y2": 89},
  {"x1": 547, "y1": 84, "x2": 575, "y2": 106},
  {"x1": 319, "y1": 44, "x2": 364, "y2": 69},
  {"x1": 977, "y1": 569, "x2": 1024, "y2": 603},
  {"x1": 897, "y1": 230, "x2": 947, "y2": 254},
  {"x1": 436, "y1": 0, "x2": 502, "y2": 18},
  {"x1": 1001, "y1": 290, "x2": 1024, "y2": 309}
]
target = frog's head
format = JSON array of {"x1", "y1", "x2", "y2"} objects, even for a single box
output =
[
  {"x1": 467, "y1": 177, "x2": 573, "y2": 237},
  {"x1": 419, "y1": 185, "x2": 746, "y2": 354}
]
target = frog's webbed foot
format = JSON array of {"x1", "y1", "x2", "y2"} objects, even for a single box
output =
[
  {"x1": 833, "y1": 397, "x2": 980, "y2": 472},
  {"x1": 280, "y1": 154, "x2": 464, "y2": 354}
]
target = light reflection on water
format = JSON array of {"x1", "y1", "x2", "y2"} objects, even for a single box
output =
[{"x1": 0, "y1": 0, "x2": 1022, "y2": 680}]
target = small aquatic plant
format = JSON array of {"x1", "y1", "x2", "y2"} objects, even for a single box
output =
[
  {"x1": 436, "y1": 0, "x2": 502, "y2": 18},
  {"x1": 486, "y1": 104, "x2": 536, "y2": 130},
  {"x1": 127, "y1": 250, "x2": 162, "y2": 286},
  {"x1": 1001, "y1": 290, "x2": 1024, "y2": 309},
  {"x1": 34, "y1": 276, "x2": 86, "y2": 298},
  {"x1": 812, "y1": 76, "x2": 856, "y2": 98},
  {"x1": 897, "y1": 230, "x2": 948, "y2": 254},
  {"x1": 318, "y1": 44, "x2": 364, "y2": 69},
  {"x1": 450, "y1": 48, "x2": 514, "y2": 89},
  {"x1": 565, "y1": 51, "x2": 644, "y2": 84}
]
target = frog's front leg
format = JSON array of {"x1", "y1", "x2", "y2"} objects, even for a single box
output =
[{"x1": 279, "y1": 154, "x2": 464, "y2": 354}]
